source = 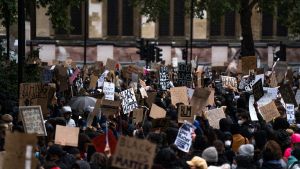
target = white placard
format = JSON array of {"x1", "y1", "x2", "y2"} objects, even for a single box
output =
[
  {"x1": 174, "y1": 122, "x2": 194, "y2": 153},
  {"x1": 103, "y1": 82, "x2": 115, "y2": 101},
  {"x1": 286, "y1": 104, "x2": 295, "y2": 124}
]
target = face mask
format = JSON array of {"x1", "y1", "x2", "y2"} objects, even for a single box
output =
[
  {"x1": 248, "y1": 128, "x2": 255, "y2": 133},
  {"x1": 225, "y1": 140, "x2": 232, "y2": 147},
  {"x1": 238, "y1": 120, "x2": 244, "y2": 125}
]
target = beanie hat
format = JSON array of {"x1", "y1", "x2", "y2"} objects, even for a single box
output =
[
  {"x1": 186, "y1": 156, "x2": 208, "y2": 169},
  {"x1": 62, "y1": 106, "x2": 72, "y2": 113},
  {"x1": 202, "y1": 147, "x2": 218, "y2": 163},
  {"x1": 238, "y1": 144, "x2": 254, "y2": 157},
  {"x1": 291, "y1": 133, "x2": 300, "y2": 144}
]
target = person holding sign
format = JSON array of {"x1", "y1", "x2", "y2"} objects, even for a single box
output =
[{"x1": 62, "y1": 106, "x2": 76, "y2": 127}]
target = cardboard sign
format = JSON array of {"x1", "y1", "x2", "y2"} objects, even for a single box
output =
[
  {"x1": 279, "y1": 84, "x2": 297, "y2": 107},
  {"x1": 106, "y1": 58, "x2": 117, "y2": 71},
  {"x1": 133, "y1": 108, "x2": 144, "y2": 123},
  {"x1": 146, "y1": 92, "x2": 157, "y2": 107},
  {"x1": 112, "y1": 136, "x2": 156, "y2": 169},
  {"x1": 120, "y1": 88, "x2": 138, "y2": 114},
  {"x1": 92, "y1": 129, "x2": 117, "y2": 154},
  {"x1": 286, "y1": 104, "x2": 295, "y2": 124},
  {"x1": 241, "y1": 56, "x2": 257, "y2": 75},
  {"x1": 191, "y1": 87, "x2": 211, "y2": 115},
  {"x1": 89, "y1": 74, "x2": 98, "y2": 90},
  {"x1": 221, "y1": 76, "x2": 237, "y2": 88},
  {"x1": 170, "y1": 87, "x2": 189, "y2": 106},
  {"x1": 177, "y1": 63, "x2": 192, "y2": 87},
  {"x1": 55, "y1": 125, "x2": 80, "y2": 147},
  {"x1": 274, "y1": 61, "x2": 287, "y2": 83},
  {"x1": 124, "y1": 65, "x2": 144, "y2": 79},
  {"x1": 19, "y1": 106, "x2": 47, "y2": 136},
  {"x1": 187, "y1": 88, "x2": 195, "y2": 100},
  {"x1": 253, "y1": 79, "x2": 264, "y2": 101},
  {"x1": 100, "y1": 99, "x2": 121, "y2": 117},
  {"x1": 103, "y1": 82, "x2": 115, "y2": 101},
  {"x1": 207, "y1": 88, "x2": 215, "y2": 106},
  {"x1": 259, "y1": 101, "x2": 280, "y2": 122},
  {"x1": 159, "y1": 66, "x2": 170, "y2": 91},
  {"x1": 150, "y1": 104, "x2": 166, "y2": 119},
  {"x1": 178, "y1": 105, "x2": 194, "y2": 123},
  {"x1": 3, "y1": 132, "x2": 38, "y2": 169},
  {"x1": 269, "y1": 72, "x2": 278, "y2": 88},
  {"x1": 206, "y1": 108, "x2": 226, "y2": 129},
  {"x1": 248, "y1": 96, "x2": 259, "y2": 121},
  {"x1": 174, "y1": 122, "x2": 194, "y2": 153},
  {"x1": 139, "y1": 87, "x2": 148, "y2": 99}
]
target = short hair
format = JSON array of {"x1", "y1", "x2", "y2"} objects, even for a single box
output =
[{"x1": 263, "y1": 140, "x2": 282, "y2": 161}]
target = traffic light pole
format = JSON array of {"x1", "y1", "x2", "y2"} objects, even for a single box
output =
[
  {"x1": 18, "y1": 0, "x2": 25, "y2": 99},
  {"x1": 190, "y1": 0, "x2": 194, "y2": 64}
]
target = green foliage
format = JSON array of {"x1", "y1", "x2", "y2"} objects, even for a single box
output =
[{"x1": 0, "y1": 0, "x2": 17, "y2": 26}]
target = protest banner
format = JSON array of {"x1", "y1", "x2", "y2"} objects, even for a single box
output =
[
  {"x1": 3, "y1": 132, "x2": 38, "y2": 169},
  {"x1": 92, "y1": 129, "x2": 117, "y2": 154},
  {"x1": 133, "y1": 108, "x2": 144, "y2": 123},
  {"x1": 19, "y1": 106, "x2": 47, "y2": 136},
  {"x1": 103, "y1": 82, "x2": 115, "y2": 101},
  {"x1": 106, "y1": 58, "x2": 117, "y2": 71},
  {"x1": 177, "y1": 63, "x2": 192, "y2": 87},
  {"x1": 120, "y1": 88, "x2": 138, "y2": 114},
  {"x1": 241, "y1": 56, "x2": 257, "y2": 75},
  {"x1": 259, "y1": 101, "x2": 280, "y2": 122},
  {"x1": 252, "y1": 79, "x2": 264, "y2": 101},
  {"x1": 286, "y1": 104, "x2": 295, "y2": 124},
  {"x1": 55, "y1": 125, "x2": 80, "y2": 147},
  {"x1": 174, "y1": 122, "x2": 194, "y2": 153},
  {"x1": 191, "y1": 87, "x2": 211, "y2": 115},
  {"x1": 159, "y1": 66, "x2": 170, "y2": 91},
  {"x1": 206, "y1": 108, "x2": 226, "y2": 129},
  {"x1": 274, "y1": 61, "x2": 287, "y2": 83},
  {"x1": 221, "y1": 76, "x2": 237, "y2": 88},
  {"x1": 170, "y1": 87, "x2": 189, "y2": 106},
  {"x1": 279, "y1": 84, "x2": 298, "y2": 107},
  {"x1": 112, "y1": 136, "x2": 156, "y2": 169},
  {"x1": 178, "y1": 105, "x2": 194, "y2": 123},
  {"x1": 150, "y1": 104, "x2": 166, "y2": 119}
]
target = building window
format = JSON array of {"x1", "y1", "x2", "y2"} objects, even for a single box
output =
[
  {"x1": 210, "y1": 17, "x2": 221, "y2": 36},
  {"x1": 262, "y1": 12, "x2": 273, "y2": 36},
  {"x1": 122, "y1": 0, "x2": 134, "y2": 36},
  {"x1": 159, "y1": 0, "x2": 170, "y2": 36},
  {"x1": 224, "y1": 11, "x2": 235, "y2": 36},
  {"x1": 173, "y1": 0, "x2": 185, "y2": 36},
  {"x1": 107, "y1": 0, "x2": 119, "y2": 36},
  {"x1": 276, "y1": 5, "x2": 288, "y2": 36}
]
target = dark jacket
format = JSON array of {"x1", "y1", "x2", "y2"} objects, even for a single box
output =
[
  {"x1": 236, "y1": 155, "x2": 257, "y2": 169},
  {"x1": 260, "y1": 161, "x2": 284, "y2": 169}
]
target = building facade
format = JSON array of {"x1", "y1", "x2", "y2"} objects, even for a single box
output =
[{"x1": 1, "y1": 0, "x2": 300, "y2": 68}]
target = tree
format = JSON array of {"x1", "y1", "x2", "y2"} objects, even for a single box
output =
[{"x1": 131, "y1": 0, "x2": 300, "y2": 57}]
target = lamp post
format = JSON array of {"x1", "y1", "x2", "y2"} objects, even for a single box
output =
[
  {"x1": 83, "y1": 0, "x2": 88, "y2": 65},
  {"x1": 190, "y1": 0, "x2": 194, "y2": 63},
  {"x1": 18, "y1": 0, "x2": 25, "y2": 98}
]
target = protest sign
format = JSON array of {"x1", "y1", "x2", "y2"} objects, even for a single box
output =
[
  {"x1": 178, "y1": 105, "x2": 194, "y2": 123},
  {"x1": 100, "y1": 99, "x2": 121, "y2": 117},
  {"x1": 206, "y1": 108, "x2": 226, "y2": 129},
  {"x1": 286, "y1": 104, "x2": 295, "y2": 124},
  {"x1": 241, "y1": 56, "x2": 257, "y2": 75},
  {"x1": 124, "y1": 65, "x2": 144, "y2": 79},
  {"x1": 265, "y1": 87, "x2": 279, "y2": 99},
  {"x1": 244, "y1": 75, "x2": 264, "y2": 92},
  {"x1": 279, "y1": 84, "x2": 297, "y2": 107},
  {"x1": 286, "y1": 69, "x2": 294, "y2": 85},
  {"x1": 177, "y1": 63, "x2": 192, "y2": 87},
  {"x1": 296, "y1": 90, "x2": 300, "y2": 105},
  {"x1": 150, "y1": 104, "x2": 166, "y2": 119},
  {"x1": 139, "y1": 87, "x2": 148, "y2": 99},
  {"x1": 269, "y1": 72, "x2": 278, "y2": 87},
  {"x1": 55, "y1": 125, "x2": 80, "y2": 147},
  {"x1": 248, "y1": 96, "x2": 259, "y2": 121},
  {"x1": 19, "y1": 106, "x2": 47, "y2": 136},
  {"x1": 106, "y1": 58, "x2": 117, "y2": 71},
  {"x1": 92, "y1": 129, "x2": 117, "y2": 154},
  {"x1": 112, "y1": 136, "x2": 156, "y2": 169},
  {"x1": 97, "y1": 70, "x2": 109, "y2": 88},
  {"x1": 207, "y1": 88, "x2": 215, "y2": 106},
  {"x1": 253, "y1": 79, "x2": 264, "y2": 101},
  {"x1": 274, "y1": 61, "x2": 287, "y2": 83},
  {"x1": 133, "y1": 108, "x2": 144, "y2": 123},
  {"x1": 146, "y1": 92, "x2": 157, "y2": 107},
  {"x1": 120, "y1": 88, "x2": 138, "y2": 114},
  {"x1": 259, "y1": 101, "x2": 280, "y2": 122},
  {"x1": 3, "y1": 132, "x2": 38, "y2": 169},
  {"x1": 174, "y1": 122, "x2": 194, "y2": 153},
  {"x1": 191, "y1": 87, "x2": 211, "y2": 115},
  {"x1": 221, "y1": 76, "x2": 237, "y2": 88},
  {"x1": 103, "y1": 82, "x2": 115, "y2": 101},
  {"x1": 170, "y1": 87, "x2": 189, "y2": 106},
  {"x1": 159, "y1": 66, "x2": 170, "y2": 91}
]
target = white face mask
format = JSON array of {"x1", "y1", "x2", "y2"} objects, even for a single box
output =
[
  {"x1": 238, "y1": 120, "x2": 244, "y2": 125},
  {"x1": 225, "y1": 140, "x2": 232, "y2": 147},
  {"x1": 248, "y1": 128, "x2": 255, "y2": 133}
]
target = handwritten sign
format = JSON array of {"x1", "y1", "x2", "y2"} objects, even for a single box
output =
[
  {"x1": 120, "y1": 88, "x2": 138, "y2": 114},
  {"x1": 206, "y1": 108, "x2": 226, "y2": 129},
  {"x1": 253, "y1": 79, "x2": 264, "y2": 101},
  {"x1": 150, "y1": 104, "x2": 166, "y2": 119},
  {"x1": 112, "y1": 136, "x2": 156, "y2": 169},
  {"x1": 159, "y1": 66, "x2": 170, "y2": 91},
  {"x1": 19, "y1": 106, "x2": 47, "y2": 136},
  {"x1": 241, "y1": 56, "x2": 257, "y2": 75},
  {"x1": 55, "y1": 125, "x2": 80, "y2": 147},
  {"x1": 178, "y1": 105, "x2": 194, "y2": 123},
  {"x1": 279, "y1": 84, "x2": 297, "y2": 107},
  {"x1": 177, "y1": 63, "x2": 192, "y2": 87},
  {"x1": 221, "y1": 76, "x2": 237, "y2": 88},
  {"x1": 170, "y1": 87, "x2": 189, "y2": 106},
  {"x1": 259, "y1": 101, "x2": 280, "y2": 122},
  {"x1": 286, "y1": 104, "x2": 295, "y2": 124},
  {"x1": 103, "y1": 82, "x2": 115, "y2": 101},
  {"x1": 191, "y1": 87, "x2": 211, "y2": 115},
  {"x1": 174, "y1": 122, "x2": 194, "y2": 153}
]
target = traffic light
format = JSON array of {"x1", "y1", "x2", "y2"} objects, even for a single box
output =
[
  {"x1": 155, "y1": 46, "x2": 163, "y2": 62},
  {"x1": 147, "y1": 44, "x2": 155, "y2": 62},
  {"x1": 274, "y1": 42, "x2": 286, "y2": 61},
  {"x1": 136, "y1": 38, "x2": 146, "y2": 59},
  {"x1": 181, "y1": 48, "x2": 187, "y2": 60}
]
